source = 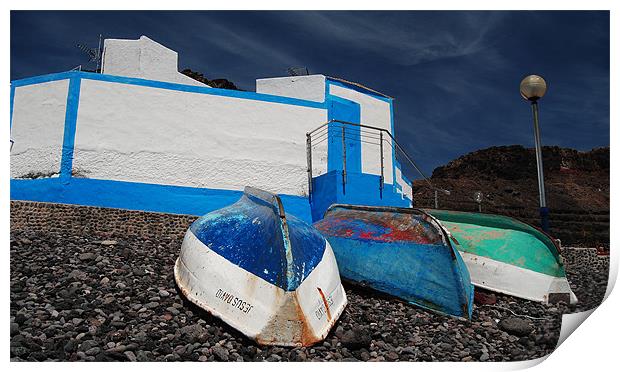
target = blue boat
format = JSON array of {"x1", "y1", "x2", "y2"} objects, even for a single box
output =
[
  {"x1": 314, "y1": 204, "x2": 474, "y2": 319},
  {"x1": 174, "y1": 187, "x2": 347, "y2": 346}
]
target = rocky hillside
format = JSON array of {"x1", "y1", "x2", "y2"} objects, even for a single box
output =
[
  {"x1": 180, "y1": 69, "x2": 240, "y2": 90},
  {"x1": 412, "y1": 145, "x2": 609, "y2": 247}
]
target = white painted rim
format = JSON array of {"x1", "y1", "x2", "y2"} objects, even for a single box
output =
[
  {"x1": 174, "y1": 229, "x2": 347, "y2": 346},
  {"x1": 460, "y1": 252, "x2": 578, "y2": 304}
]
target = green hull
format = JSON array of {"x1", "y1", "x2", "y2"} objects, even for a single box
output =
[{"x1": 423, "y1": 209, "x2": 576, "y2": 303}]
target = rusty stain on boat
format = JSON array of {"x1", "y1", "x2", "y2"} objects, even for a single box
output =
[
  {"x1": 316, "y1": 287, "x2": 332, "y2": 322},
  {"x1": 174, "y1": 187, "x2": 347, "y2": 346}
]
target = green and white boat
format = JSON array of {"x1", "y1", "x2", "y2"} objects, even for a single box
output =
[{"x1": 424, "y1": 209, "x2": 577, "y2": 304}]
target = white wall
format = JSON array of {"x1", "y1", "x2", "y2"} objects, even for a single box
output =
[
  {"x1": 10, "y1": 80, "x2": 69, "y2": 178},
  {"x1": 102, "y1": 36, "x2": 206, "y2": 87},
  {"x1": 328, "y1": 83, "x2": 394, "y2": 185},
  {"x1": 395, "y1": 166, "x2": 412, "y2": 199},
  {"x1": 256, "y1": 75, "x2": 326, "y2": 103},
  {"x1": 72, "y1": 79, "x2": 328, "y2": 196}
]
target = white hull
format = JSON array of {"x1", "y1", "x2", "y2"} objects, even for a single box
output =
[
  {"x1": 174, "y1": 229, "x2": 348, "y2": 346},
  {"x1": 460, "y1": 251, "x2": 577, "y2": 304}
]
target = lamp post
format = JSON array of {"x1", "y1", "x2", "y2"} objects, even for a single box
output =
[{"x1": 520, "y1": 74, "x2": 549, "y2": 232}]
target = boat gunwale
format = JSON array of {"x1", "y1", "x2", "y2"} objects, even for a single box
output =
[{"x1": 423, "y1": 208, "x2": 564, "y2": 265}]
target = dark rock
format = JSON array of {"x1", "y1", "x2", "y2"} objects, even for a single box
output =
[
  {"x1": 180, "y1": 324, "x2": 206, "y2": 343},
  {"x1": 498, "y1": 317, "x2": 534, "y2": 337},
  {"x1": 211, "y1": 345, "x2": 229, "y2": 361},
  {"x1": 341, "y1": 328, "x2": 372, "y2": 350},
  {"x1": 63, "y1": 339, "x2": 77, "y2": 353},
  {"x1": 124, "y1": 350, "x2": 137, "y2": 362},
  {"x1": 11, "y1": 201, "x2": 591, "y2": 362},
  {"x1": 85, "y1": 347, "x2": 101, "y2": 356},
  {"x1": 79, "y1": 339, "x2": 99, "y2": 351},
  {"x1": 474, "y1": 290, "x2": 497, "y2": 305},
  {"x1": 10, "y1": 322, "x2": 19, "y2": 336},
  {"x1": 79, "y1": 252, "x2": 95, "y2": 261}
]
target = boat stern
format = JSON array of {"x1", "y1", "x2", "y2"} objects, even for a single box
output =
[{"x1": 174, "y1": 187, "x2": 347, "y2": 346}]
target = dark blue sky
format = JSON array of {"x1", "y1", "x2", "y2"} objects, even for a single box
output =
[{"x1": 10, "y1": 11, "x2": 609, "y2": 180}]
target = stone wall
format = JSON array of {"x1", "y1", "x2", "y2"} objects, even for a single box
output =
[
  {"x1": 562, "y1": 247, "x2": 610, "y2": 274},
  {"x1": 12, "y1": 201, "x2": 611, "y2": 270},
  {"x1": 10, "y1": 201, "x2": 196, "y2": 242}
]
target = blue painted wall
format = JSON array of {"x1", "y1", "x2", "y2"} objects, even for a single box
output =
[
  {"x1": 11, "y1": 177, "x2": 313, "y2": 223},
  {"x1": 310, "y1": 170, "x2": 410, "y2": 221},
  {"x1": 326, "y1": 96, "x2": 361, "y2": 174},
  {"x1": 308, "y1": 78, "x2": 412, "y2": 221}
]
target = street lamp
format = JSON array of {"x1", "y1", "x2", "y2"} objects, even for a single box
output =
[{"x1": 520, "y1": 74, "x2": 549, "y2": 232}]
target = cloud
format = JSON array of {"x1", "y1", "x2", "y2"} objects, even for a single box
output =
[{"x1": 290, "y1": 11, "x2": 506, "y2": 66}]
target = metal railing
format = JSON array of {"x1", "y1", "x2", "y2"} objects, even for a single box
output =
[{"x1": 306, "y1": 119, "x2": 450, "y2": 204}]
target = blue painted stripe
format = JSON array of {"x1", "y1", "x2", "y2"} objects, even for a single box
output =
[
  {"x1": 59, "y1": 78, "x2": 81, "y2": 181},
  {"x1": 79, "y1": 72, "x2": 327, "y2": 109},
  {"x1": 10, "y1": 177, "x2": 313, "y2": 223},
  {"x1": 11, "y1": 71, "x2": 76, "y2": 87},
  {"x1": 11, "y1": 71, "x2": 327, "y2": 109}
]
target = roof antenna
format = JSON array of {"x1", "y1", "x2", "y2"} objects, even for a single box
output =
[{"x1": 76, "y1": 34, "x2": 103, "y2": 73}]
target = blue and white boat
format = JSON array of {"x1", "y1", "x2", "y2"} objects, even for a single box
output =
[
  {"x1": 314, "y1": 204, "x2": 474, "y2": 319},
  {"x1": 174, "y1": 187, "x2": 347, "y2": 346}
]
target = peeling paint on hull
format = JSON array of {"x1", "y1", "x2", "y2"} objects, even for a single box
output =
[
  {"x1": 424, "y1": 209, "x2": 577, "y2": 304},
  {"x1": 314, "y1": 204, "x2": 474, "y2": 319},
  {"x1": 174, "y1": 187, "x2": 347, "y2": 346}
]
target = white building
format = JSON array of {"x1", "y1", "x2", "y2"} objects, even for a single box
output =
[{"x1": 10, "y1": 36, "x2": 412, "y2": 222}]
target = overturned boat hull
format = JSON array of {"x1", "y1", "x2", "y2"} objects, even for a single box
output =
[
  {"x1": 314, "y1": 205, "x2": 474, "y2": 319},
  {"x1": 174, "y1": 187, "x2": 347, "y2": 346},
  {"x1": 424, "y1": 209, "x2": 577, "y2": 304}
]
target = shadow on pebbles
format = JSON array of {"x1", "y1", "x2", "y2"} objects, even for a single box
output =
[{"x1": 10, "y1": 230, "x2": 607, "y2": 362}]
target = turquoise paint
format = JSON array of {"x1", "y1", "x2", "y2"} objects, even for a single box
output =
[
  {"x1": 328, "y1": 237, "x2": 472, "y2": 318},
  {"x1": 427, "y1": 209, "x2": 566, "y2": 277}
]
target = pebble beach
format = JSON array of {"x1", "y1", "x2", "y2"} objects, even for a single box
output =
[{"x1": 10, "y1": 210, "x2": 608, "y2": 362}]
